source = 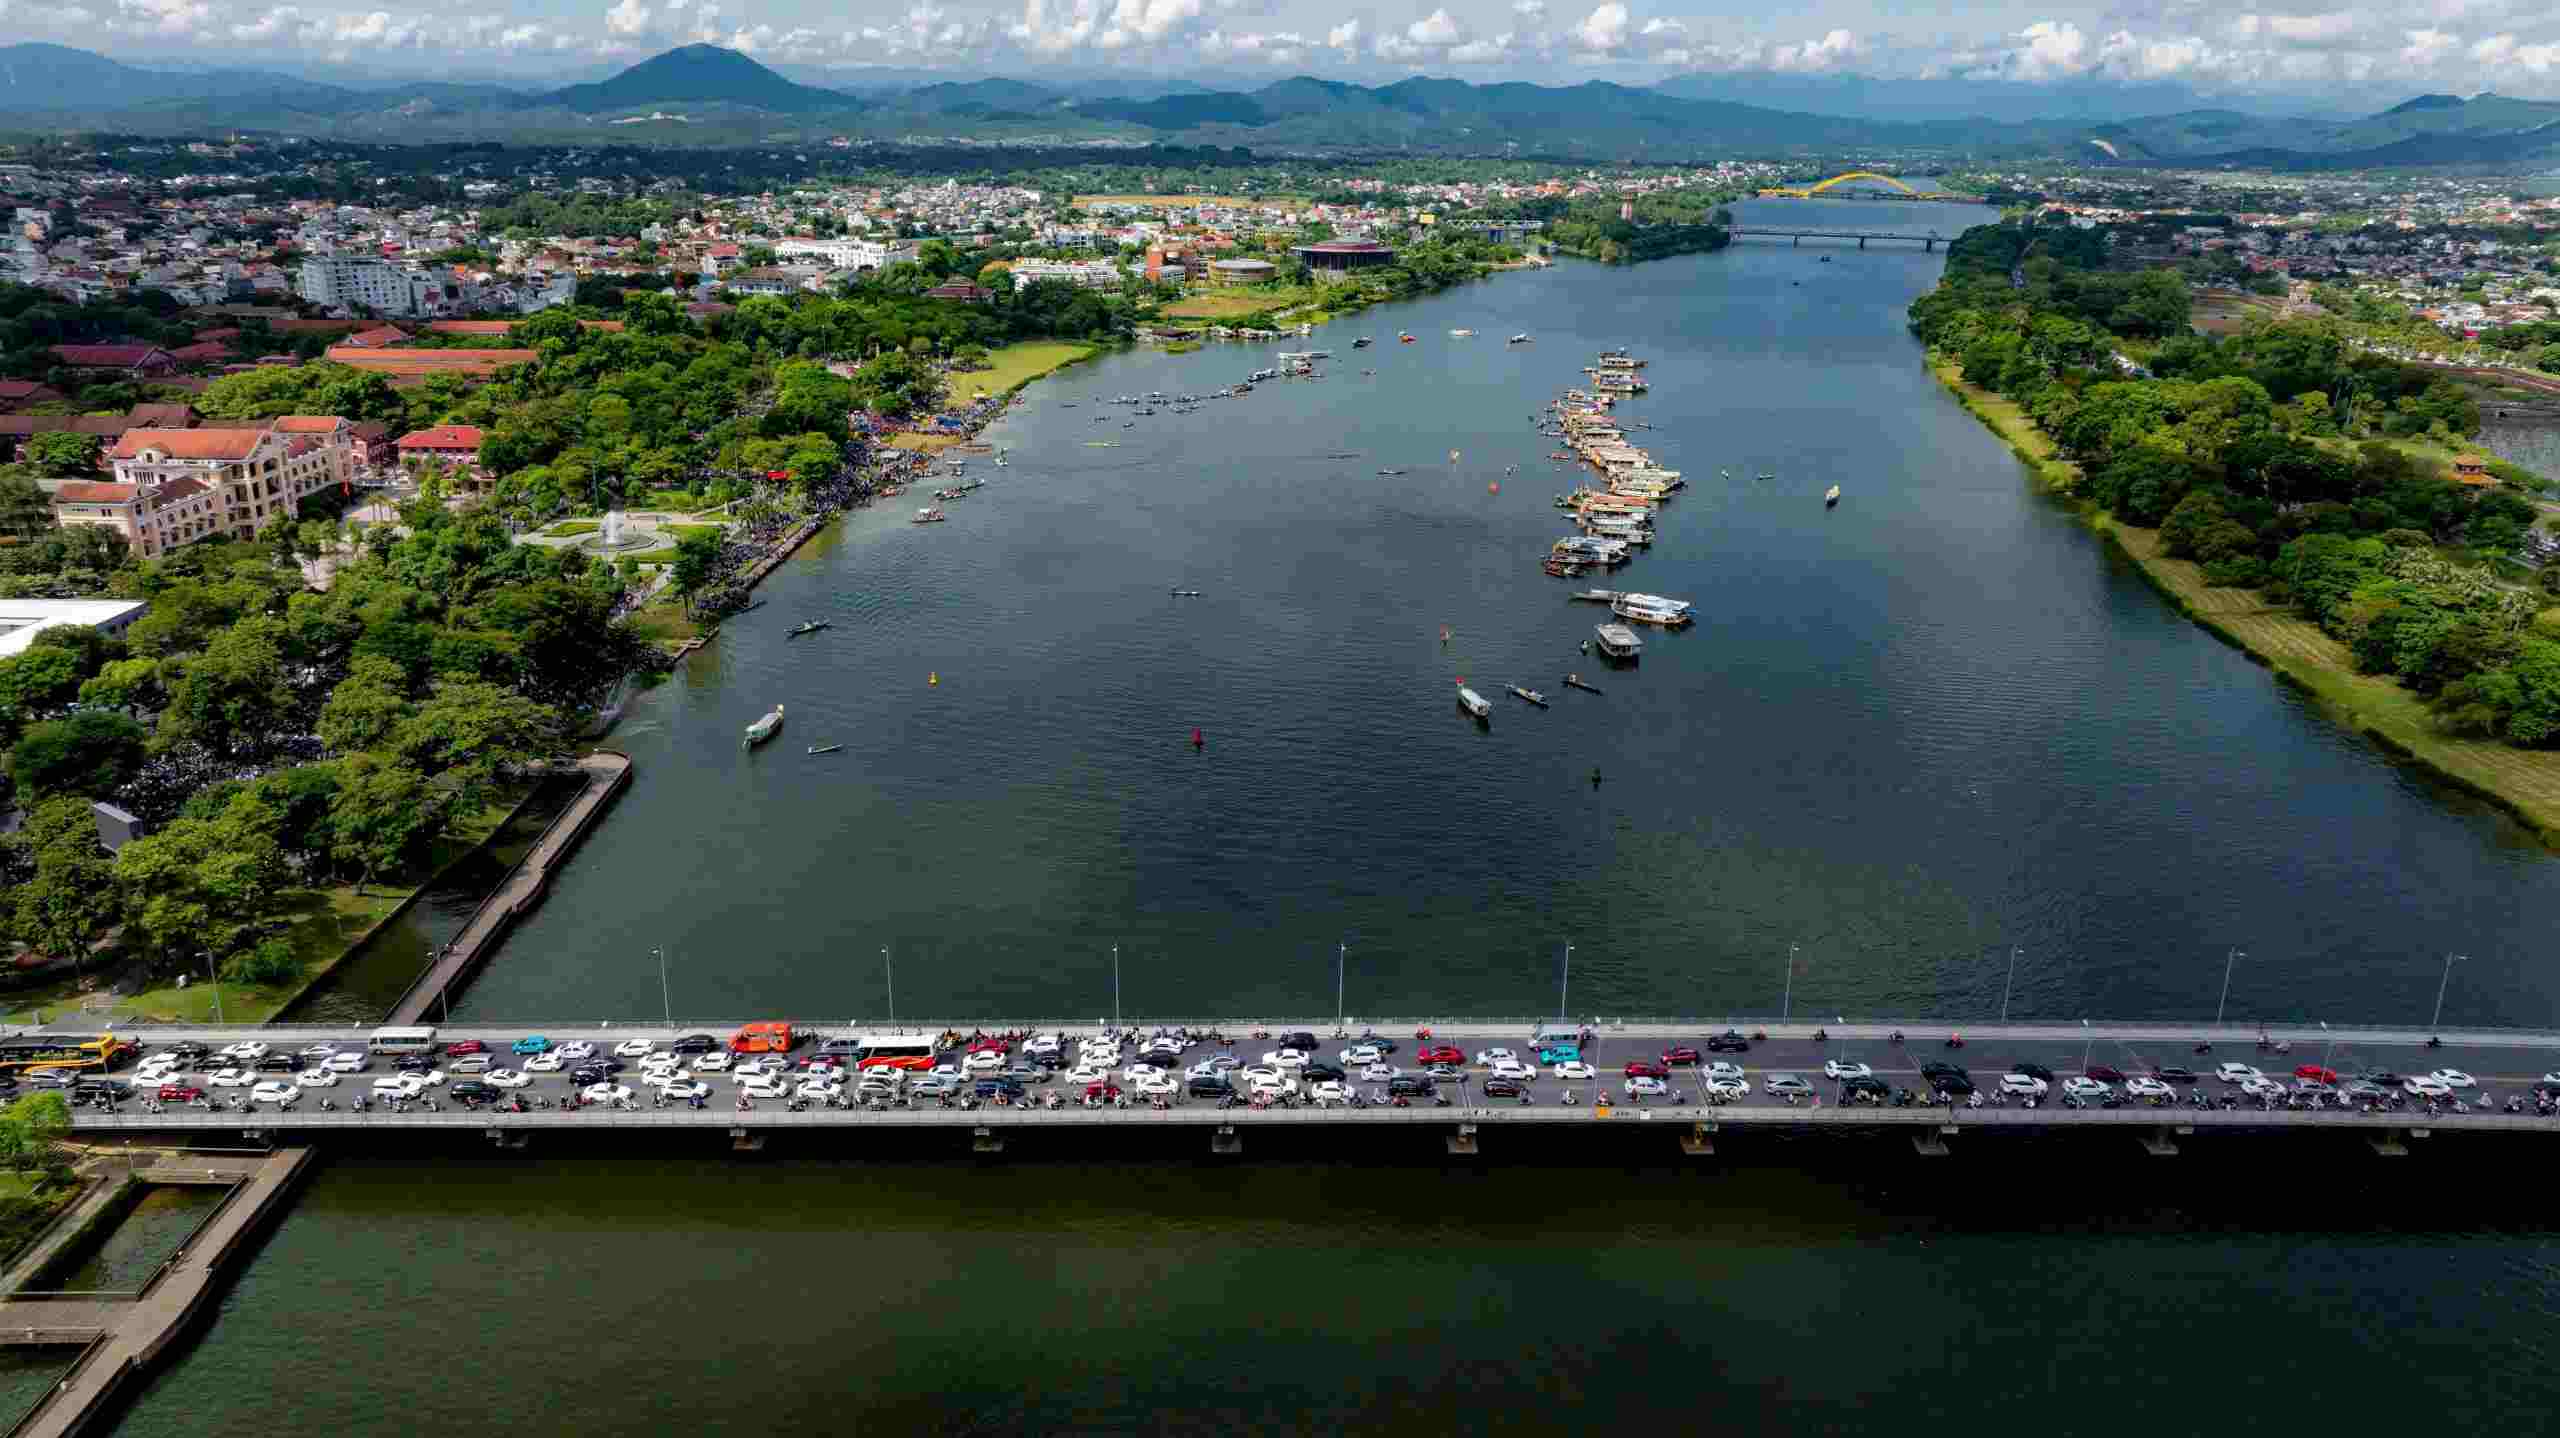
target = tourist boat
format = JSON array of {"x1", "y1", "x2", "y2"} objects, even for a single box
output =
[
  {"x1": 1449, "y1": 329, "x2": 1475, "y2": 337},
  {"x1": 1352, "y1": 337, "x2": 1373, "y2": 348},
  {"x1": 1508, "y1": 334, "x2": 1531, "y2": 344},
  {"x1": 787, "y1": 620, "x2": 830, "y2": 638},
  {"x1": 1169, "y1": 589, "x2": 1203, "y2": 597},
  {"x1": 1571, "y1": 590, "x2": 1620, "y2": 604},
  {"x1": 807, "y1": 743, "x2": 842, "y2": 756},
  {"x1": 1378, "y1": 468, "x2": 1408, "y2": 477},
  {"x1": 1825, "y1": 484, "x2": 1842, "y2": 506},
  {"x1": 1757, "y1": 472, "x2": 1775, "y2": 481},
  {"x1": 913, "y1": 507, "x2": 948, "y2": 523},
  {"x1": 744, "y1": 705, "x2": 785, "y2": 747},
  {"x1": 1541, "y1": 558, "x2": 1585, "y2": 578},
  {"x1": 1597, "y1": 349, "x2": 1644, "y2": 368},
  {"x1": 1612, "y1": 594, "x2": 1694, "y2": 627},
  {"x1": 1456, "y1": 685, "x2": 1492, "y2": 720},
  {"x1": 1593, "y1": 624, "x2": 1643, "y2": 660},
  {"x1": 1509, "y1": 685, "x2": 1549, "y2": 708},
  {"x1": 1563, "y1": 674, "x2": 1603, "y2": 694}
]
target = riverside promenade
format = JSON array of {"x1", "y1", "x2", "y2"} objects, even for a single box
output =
[
  {"x1": 0, "y1": 1148, "x2": 314, "y2": 1438},
  {"x1": 383, "y1": 750, "x2": 632, "y2": 1026}
]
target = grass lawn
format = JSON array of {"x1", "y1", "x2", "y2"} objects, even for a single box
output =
[
  {"x1": 543, "y1": 520, "x2": 600, "y2": 537},
  {"x1": 668, "y1": 523, "x2": 725, "y2": 542},
  {"x1": 626, "y1": 600, "x2": 702, "y2": 645},
  {"x1": 1162, "y1": 287, "x2": 1312, "y2": 321},
  {"x1": 882, "y1": 431, "x2": 970, "y2": 453},
  {"x1": 1931, "y1": 362, "x2": 2079, "y2": 488},
  {"x1": 952, "y1": 340, "x2": 1098, "y2": 400}
]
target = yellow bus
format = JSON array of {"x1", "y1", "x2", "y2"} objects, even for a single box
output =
[{"x1": 0, "y1": 1034, "x2": 136, "y2": 1074}]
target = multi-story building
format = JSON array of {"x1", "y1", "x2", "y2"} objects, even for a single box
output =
[
  {"x1": 298, "y1": 252, "x2": 415, "y2": 315},
  {"x1": 1006, "y1": 258, "x2": 1123, "y2": 291},
  {"x1": 93, "y1": 423, "x2": 353, "y2": 553}
]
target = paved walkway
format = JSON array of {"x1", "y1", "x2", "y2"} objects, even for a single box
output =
[
  {"x1": 0, "y1": 1148, "x2": 312, "y2": 1438},
  {"x1": 386, "y1": 752, "x2": 632, "y2": 1026}
]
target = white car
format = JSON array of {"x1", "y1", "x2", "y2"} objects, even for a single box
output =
[
  {"x1": 484, "y1": 1069, "x2": 531, "y2": 1089},
  {"x1": 1247, "y1": 1074, "x2": 1297, "y2": 1098},
  {"x1": 1487, "y1": 1059, "x2": 1538, "y2": 1082},
  {"x1": 207, "y1": 1067, "x2": 256, "y2": 1088},
  {"x1": 582, "y1": 1083, "x2": 636, "y2": 1105},
  {"x1": 691, "y1": 1053, "x2": 733, "y2": 1073},
  {"x1": 2402, "y1": 1076, "x2": 2454, "y2": 1098},
  {"x1": 1263, "y1": 1049, "x2": 1309, "y2": 1070},
  {"x1": 963, "y1": 1050, "x2": 1006, "y2": 1073},
  {"x1": 1188, "y1": 1061, "x2": 1235, "y2": 1081},
  {"x1": 1363, "y1": 1063, "x2": 1404, "y2": 1082},
  {"x1": 555, "y1": 1041, "x2": 598, "y2": 1061},
  {"x1": 739, "y1": 1075, "x2": 791, "y2": 1099},
  {"x1": 1239, "y1": 1065, "x2": 1284, "y2": 1087},
  {"x1": 2125, "y1": 1076, "x2": 2173, "y2": 1098},
  {"x1": 523, "y1": 1052, "x2": 566, "y2": 1073},
  {"x1": 1134, "y1": 1074, "x2": 1180, "y2": 1098},
  {"x1": 637, "y1": 1055, "x2": 685, "y2": 1079},
  {"x1": 1122, "y1": 1064, "x2": 1168, "y2": 1083},
  {"x1": 2060, "y1": 1076, "x2": 2110, "y2": 1100},
  {"x1": 299, "y1": 1043, "x2": 339, "y2": 1059},
  {"x1": 1624, "y1": 1076, "x2": 1669, "y2": 1097},
  {"x1": 324, "y1": 1053, "x2": 367, "y2": 1073},
  {"x1": 1474, "y1": 1048, "x2": 1518, "y2": 1066},
  {"x1": 134, "y1": 1059, "x2": 183, "y2": 1083},
  {"x1": 1023, "y1": 1035, "x2": 1063, "y2": 1057},
  {"x1": 1998, "y1": 1073, "x2": 2049, "y2": 1097},
  {"x1": 2238, "y1": 1075, "x2": 2289, "y2": 1098},
  {"x1": 653, "y1": 1079, "x2": 712, "y2": 1101},
  {"x1": 1307, "y1": 1080, "x2": 1350, "y2": 1104},
  {"x1": 1763, "y1": 1074, "x2": 1813, "y2": 1097},
  {"x1": 731, "y1": 1058, "x2": 786, "y2": 1080},
  {"x1": 795, "y1": 1079, "x2": 844, "y2": 1101},
  {"x1": 1064, "y1": 1066, "x2": 1109, "y2": 1087},
  {"x1": 372, "y1": 1074, "x2": 430, "y2": 1099},
  {"x1": 293, "y1": 1068, "x2": 339, "y2": 1088},
  {"x1": 1702, "y1": 1078, "x2": 1748, "y2": 1101},
  {"x1": 2214, "y1": 1063, "x2": 2263, "y2": 1085},
  {"x1": 248, "y1": 1080, "x2": 300, "y2": 1106},
  {"x1": 2428, "y1": 1069, "x2": 2476, "y2": 1090},
  {"x1": 1340, "y1": 1045, "x2": 1383, "y2": 1067},
  {"x1": 220, "y1": 1041, "x2": 270, "y2": 1061},
  {"x1": 1823, "y1": 1060, "x2": 1873, "y2": 1081},
  {"x1": 613, "y1": 1038, "x2": 656, "y2": 1058},
  {"x1": 1704, "y1": 1061, "x2": 1746, "y2": 1083},
  {"x1": 1551, "y1": 1060, "x2": 1597, "y2": 1081}
]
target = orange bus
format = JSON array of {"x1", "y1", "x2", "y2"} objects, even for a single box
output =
[
  {"x1": 0, "y1": 1034, "x2": 135, "y2": 1074},
  {"x1": 729, "y1": 1021, "x2": 795, "y2": 1054},
  {"x1": 848, "y1": 1034, "x2": 936, "y2": 1071}
]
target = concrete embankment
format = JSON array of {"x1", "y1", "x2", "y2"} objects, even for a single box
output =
[{"x1": 383, "y1": 750, "x2": 633, "y2": 1025}]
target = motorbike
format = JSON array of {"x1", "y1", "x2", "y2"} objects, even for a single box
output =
[
  {"x1": 1944, "y1": 1035, "x2": 1966, "y2": 1049},
  {"x1": 1811, "y1": 1028, "x2": 1829, "y2": 1043},
  {"x1": 1888, "y1": 1031, "x2": 1905, "y2": 1044},
  {"x1": 2193, "y1": 1041, "x2": 2212, "y2": 1053}
]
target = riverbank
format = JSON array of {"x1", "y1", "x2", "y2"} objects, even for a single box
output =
[
  {"x1": 1931, "y1": 360, "x2": 2560, "y2": 844},
  {"x1": 883, "y1": 340, "x2": 1100, "y2": 453}
]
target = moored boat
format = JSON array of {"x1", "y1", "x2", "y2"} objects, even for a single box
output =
[
  {"x1": 1456, "y1": 685, "x2": 1492, "y2": 720},
  {"x1": 1509, "y1": 685, "x2": 1549, "y2": 708},
  {"x1": 1593, "y1": 624, "x2": 1643, "y2": 660},
  {"x1": 1612, "y1": 594, "x2": 1693, "y2": 626},
  {"x1": 1825, "y1": 483, "x2": 1842, "y2": 506},
  {"x1": 744, "y1": 705, "x2": 785, "y2": 747},
  {"x1": 787, "y1": 620, "x2": 830, "y2": 637},
  {"x1": 913, "y1": 507, "x2": 948, "y2": 523},
  {"x1": 1563, "y1": 673, "x2": 1603, "y2": 694},
  {"x1": 807, "y1": 743, "x2": 842, "y2": 755}
]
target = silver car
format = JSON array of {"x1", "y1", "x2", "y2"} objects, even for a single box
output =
[{"x1": 1763, "y1": 1073, "x2": 1813, "y2": 1097}]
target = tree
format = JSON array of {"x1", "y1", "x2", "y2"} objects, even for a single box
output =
[
  {"x1": 326, "y1": 752, "x2": 441, "y2": 885},
  {"x1": 9, "y1": 711, "x2": 145, "y2": 796},
  {"x1": 390, "y1": 679, "x2": 561, "y2": 809},
  {"x1": 76, "y1": 656, "x2": 163, "y2": 713},
  {"x1": 0, "y1": 1093, "x2": 70, "y2": 1176},
  {"x1": 4, "y1": 798, "x2": 117, "y2": 962},
  {"x1": 113, "y1": 811, "x2": 289, "y2": 960},
  {"x1": 0, "y1": 470, "x2": 52, "y2": 538},
  {"x1": 316, "y1": 656, "x2": 414, "y2": 754},
  {"x1": 0, "y1": 647, "x2": 83, "y2": 720},
  {"x1": 669, "y1": 529, "x2": 724, "y2": 603},
  {"x1": 155, "y1": 617, "x2": 293, "y2": 757},
  {"x1": 22, "y1": 432, "x2": 98, "y2": 476}
]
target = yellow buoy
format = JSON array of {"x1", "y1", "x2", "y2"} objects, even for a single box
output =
[{"x1": 928, "y1": 672, "x2": 938, "y2": 686}]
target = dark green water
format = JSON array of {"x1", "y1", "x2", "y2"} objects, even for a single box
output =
[
  {"x1": 0, "y1": 1350, "x2": 70, "y2": 1431},
  {"x1": 115, "y1": 1146, "x2": 2560, "y2": 1435},
  {"x1": 41, "y1": 1186, "x2": 220, "y2": 1295}
]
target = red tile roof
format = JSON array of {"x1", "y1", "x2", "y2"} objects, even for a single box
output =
[
  {"x1": 168, "y1": 342, "x2": 235, "y2": 363},
  {"x1": 345, "y1": 325, "x2": 412, "y2": 348},
  {"x1": 323, "y1": 347, "x2": 533, "y2": 378},
  {"x1": 153, "y1": 478, "x2": 209, "y2": 503},
  {"x1": 51, "y1": 344, "x2": 169, "y2": 367},
  {"x1": 396, "y1": 425, "x2": 484, "y2": 451},
  {"x1": 52, "y1": 482, "x2": 137, "y2": 504},
  {"x1": 269, "y1": 415, "x2": 347, "y2": 433},
  {"x1": 109, "y1": 427, "x2": 269, "y2": 461}
]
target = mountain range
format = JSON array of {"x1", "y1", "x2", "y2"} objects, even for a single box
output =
[{"x1": 4, "y1": 41, "x2": 2559, "y2": 169}]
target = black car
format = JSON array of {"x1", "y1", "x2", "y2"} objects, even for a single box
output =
[
  {"x1": 1920, "y1": 1062, "x2": 1970, "y2": 1084},
  {"x1": 671, "y1": 1034, "x2": 720, "y2": 1055},
  {"x1": 1387, "y1": 1075, "x2": 1435, "y2": 1097},
  {"x1": 1481, "y1": 1078, "x2": 1525, "y2": 1098},
  {"x1": 72, "y1": 1079, "x2": 127, "y2": 1103},
  {"x1": 974, "y1": 1077, "x2": 1025, "y2": 1099},
  {"x1": 2151, "y1": 1066, "x2": 2201, "y2": 1084},
  {"x1": 394, "y1": 1054, "x2": 437, "y2": 1072},
  {"x1": 253, "y1": 1053, "x2": 300, "y2": 1073},
  {"x1": 2360, "y1": 1071, "x2": 2405, "y2": 1088},
  {"x1": 450, "y1": 1080, "x2": 500, "y2": 1103},
  {"x1": 2010, "y1": 1062, "x2": 2056, "y2": 1083},
  {"x1": 1187, "y1": 1076, "x2": 1233, "y2": 1098},
  {"x1": 1028, "y1": 1052, "x2": 1064, "y2": 1069},
  {"x1": 1840, "y1": 1074, "x2": 1891, "y2": 1097},
  {"x1": 1706, "y1": 1032, "x2": 1751, "y2": 1054},
  {"x1": 1276, "y1": 1031, "x2": 1318, "y2": 1054},
  {"x1": 1301, "y1": 1062, "x2": 1348, "y2": 1083},
  {"x1": 570, "y1": 1064, "x2": 614, "y2": 1086},
  {"x1": 163, "y1": 1042, "x2": 210, "y2": 1062}
]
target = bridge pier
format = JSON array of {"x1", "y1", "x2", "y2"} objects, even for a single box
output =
[
  {"x1": 971, "y1": 1125, "x2": 1002, "y2": 1154},
  {"x1": 1858, "y1": 236, "x2": 1866, "y2": 249},
  {"x1": 485, "y1": 1128, "x2": 529, "y2": 1152},
  {"x1": 731, "y1": 1128, "x2": 766, "y2": 1153},
  {"x1": 1911, "y1": 1125, "x2": 1954, "y2": 1157},
  {"x1": 1926, "y1": 238, "x2": 1938, "y2": 252},
  {"x1": 2138, "y1": 1126, "x2": 2180, "y2": 1157},
  {"x1": 1680, "y1": 1121, "x2": 1715, "y2": 1157},
  {"x1": 1210, "y1": 1124, "x2": 1241, "y2": 1156},
  {"x1": 1791, "y1": 235, "x2": 1800, "y2": 247},
  {"x1": 1446, "y1": 1122, "x2": 1479, "y2": 1156}
]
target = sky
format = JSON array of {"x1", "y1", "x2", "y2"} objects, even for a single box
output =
[{"x1": 7, "y1": 0, "x2": 2560, "y2": 101}]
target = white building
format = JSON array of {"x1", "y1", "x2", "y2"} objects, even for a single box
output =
[
  {"x1": 298, "y1": 252, "x2": 415, "y2": 315},
  {"x1": 773, "y1": 236, "x2": 920, "y2": 271},
  {"x1": 1006, "y1": 258, "x2": 1123, "y2": 291},
  {"x1": 0, "y1": 599, "x2": 148, "y2": 659}
]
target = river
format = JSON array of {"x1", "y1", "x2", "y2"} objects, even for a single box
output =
[{"x1": 94, "y1": 198, "x2": 2560, "y2": 1434}]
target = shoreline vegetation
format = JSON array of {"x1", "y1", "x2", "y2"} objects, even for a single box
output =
[{"x1": 1925, "y1": 306, "x2": 2560, "y2": 845}]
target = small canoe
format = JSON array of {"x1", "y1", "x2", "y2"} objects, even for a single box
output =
[
  {"x1": 807, "y1": 743, "x2": 842, "y2": 755},
  {"x1": 744, "y1": 705, "x2": 785, "y2": 747},
  {"x1": 1825, "y1": 484, "x2": 1842, "y2": 506},
  {"x1": 788, "y1": 621, "x2": 830, "y2": 637},
  {"x1": 1564, "y1": 674, "x2": 1603, "y2": 694},
  {"x1": 1509, "y1": 686, "x2": 1549, "y2": 708}
]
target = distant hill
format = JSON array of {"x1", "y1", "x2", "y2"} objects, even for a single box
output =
[
  {"x1": 543, "y1": 44, "x2": 859, "y2": 116},
  {"x1": 2083, "y1": 93, "x2": 2560, "y2": 167}
]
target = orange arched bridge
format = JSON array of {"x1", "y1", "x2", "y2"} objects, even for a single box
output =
[{"x1": 1756, "y1": 172, "x2": 1975, "y2": 201}]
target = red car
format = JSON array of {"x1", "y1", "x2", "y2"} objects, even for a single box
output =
[
  {"x1": 2085, "y1": 1065, "x2": 2127, "y2": 1083},
  {"x1": 2293, "y1": 1064, "x2": 2339, "y2": 1084},
  {"x1": 1418, "y1": 1044, "x2": 1465, "y2": 1067},
  {"x1": 445, "y1": 1040, "x2": 486, "y2": 1057},
  {"x1": 157, "y1": 1084, "x2": 204, "y2": 1102},
  {"x1": 1662, "y1": 1046, "x2": 1701, "y2": 1066},
  {"x1": 1084, "y1": 1082, "x2": 1122, "y2": 1102},
  {"x1": 1624, "y1": 1059, "x2": 1669, "y2": 1079},
  {"x1": 967, "y1": 1037, "x2": 1010, "y2": 1055}
]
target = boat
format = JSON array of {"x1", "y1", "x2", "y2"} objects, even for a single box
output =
[
  {"x1": 1084, "y1": 440, "x2": 1118, "y2": 447},
  {"x1": 1563, "y1": 674, "x2": 1603, "y2": 694},
  {"x1": 1509, "y1": 685, "x2": 1549, "y2": 708},
  {"x1": 1757, "y1": 472, "x2": 1775, "y2": 481},
  {"x1": 787, "y1": 620, "x2": 831, "y2": 638},
  {"x1": 1456, "y1": 685, "x2": 1492, "y2": 720},
  {"x1": 807, "y1": 743, "x2": 842, "y2": 755},
  {"x1": 1352, "y1": 337, "x2": 1373, "y2": 348},
  {"x1": 743, "y1": 705, "x2": 785, "y2": 747},
  {"x1": 1449, "y1": 329, "x2": 1475, "y2": 337},
  {"x1": 1399, "y1": 332, "x2": 1415, "y2": 343},
  {"x1": 1378, "y1": 468, "x2": 1408, "y2": 477},
  {"x1": 1593, "y1": 624, "x2": 1643, "y2": 660},
  {"x1": 737, "y1": 599, "x2": 765, "y2": 615},
  {"x1": 1612, "y1": 594, "x2": 1694, "y2": 627},
  {"x1": 1169, "y1": 589, "x2": 1203, "y2": 597},
  {"x1": 1571, "y1": 590, "x2": 1621, "y2": 603},
  {"x1": 1825, "y1": 484, "x2": 1841, "y2": 506},
  {"x1": 913, "y1": 507, "x2": 947, "y2": 523},
  {"x1": 1508, "y1": 334, "x2": 1531, "y2": 344}
]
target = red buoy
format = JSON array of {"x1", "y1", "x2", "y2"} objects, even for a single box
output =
[{"x1": 1191, "y1": 728, "x2": 1204, "y2": 749}]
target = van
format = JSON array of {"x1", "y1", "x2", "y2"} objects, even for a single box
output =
[
  {"x1": 1530, "y1": 1024, "x2": 1579, "y2": 1051},
  {"x1": 447, "y1": 1055, "x2": 491, "y2": 1074},
  {"x1": 730, "y1": 1022, "x2": 795, "y2": 1055}
]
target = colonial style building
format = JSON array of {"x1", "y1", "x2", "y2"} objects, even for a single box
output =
[{"x1": 60, "y1": 422, "x2": 355, "y2": 556}]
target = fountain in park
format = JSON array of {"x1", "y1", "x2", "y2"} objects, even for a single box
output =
[{"x1": 579, "y1": 508, "x2": 654, "y2": 553}]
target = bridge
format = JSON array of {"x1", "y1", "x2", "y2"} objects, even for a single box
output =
[
  {"x1": 1728, "y1": 227, "x2": 1946, "y2": 250},
  {"x1": 1755, "y1": 171, "x2": 1977, "y2": 202},
  {"x1": 51, "y1": 1018, "x2": 2560, "y2": 1160}
]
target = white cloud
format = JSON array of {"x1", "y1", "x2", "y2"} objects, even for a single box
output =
[
  {"x1": 1326, "y1": 17, "x2": 1360, "y2": 50},
  {"x1": 2008, "y1": 19, "x2": 2092, "y2": 79},
  {"x1": 1010, "y1": 0, "x2": 1103, "y2": 54},
  {"x1": 1769, "y1": 26, "x2": 1863, "y2": 71},
  {"x1": 1572, "y1": 2, "x2": 1627, "y2": 54},
  {"x1": 1407, "y1": 7, "x2": 1462, "y2": 46},
  {"x1": 1095, "y1": 0, "x2": 1199, "y2": 49},
  {"x1": 1511, "y1": 0, "x2": 1543, "y2": 15},
  {"x1": 109, "y1": 0, "x2": 210, "y2": 36},
  {"x1": 2400, "y1": 26, "x2": 2459, "y2": 65},
  {"x1": 1449, "y1": 29, "x2": 1515, "y2": 63},
  {"x1": 605, "y1": 0, "x2": 649, "y2": 37},
  {"x1": 2473, "y1": 32, "x2": 2560, "y2": 70}
]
